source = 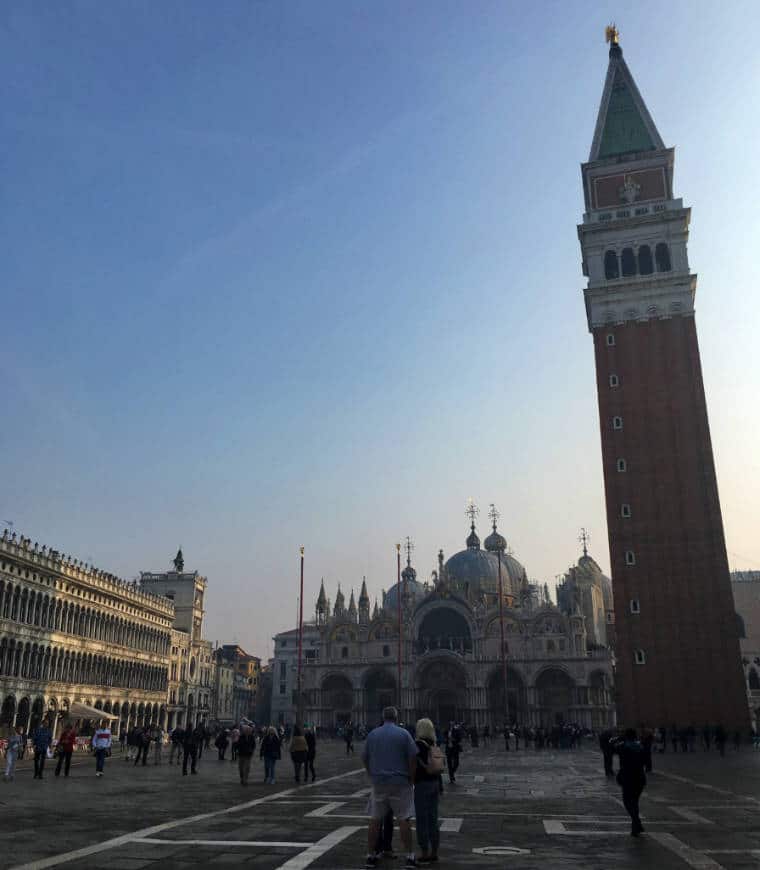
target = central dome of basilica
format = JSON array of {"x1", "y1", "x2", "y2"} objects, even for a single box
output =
[{"x1": 443, "y1": 521, "x2": 527, "y2": 600}]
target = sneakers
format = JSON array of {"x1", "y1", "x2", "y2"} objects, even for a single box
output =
[
  {"x1": 365, "y1": 856, "x2": 379, "y2": 868},
  {"x1": 405, "y1": 857, "x2": 418, "y2": 868},
  {"x1": 96, "y1": 772, "x2": 103, "y2": 777}
]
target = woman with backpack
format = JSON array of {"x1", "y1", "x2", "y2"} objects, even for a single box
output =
[
  {"x1": 260, "y1": 726, "x2": 282, "y2": 784},
  {"x1": 414, "y1": 718, "x2": 444, "y2": 864}
]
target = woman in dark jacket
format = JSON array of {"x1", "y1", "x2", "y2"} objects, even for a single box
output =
[
  {"x1": 215, "y1": 729, "x2": 229, "y2": 761},
  {"x1": 260, "y1": 726, "x2": 282, "y2": 784},
  {"x1": 414, "y1": 717, "x2": 443, "y2": 863},
  {"x1": 305, "y1": 726, "x2": 317, "y2": 782},
  {"x1": 289, "y1": 725, "x2": 309, "y2": 783},
  {"x1": 612, "y1": 728, "x2": 647, "y2": 836}
]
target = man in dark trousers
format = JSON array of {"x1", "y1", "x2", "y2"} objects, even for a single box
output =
[
  {"x1": 134, "y1": 726, "x2": 151, "y2": 767},
  {"x1": 182, "y1": 725, "x2": 199, "y2": 775},
  {"x1": 446, "y1": 722, "x2": 462, "y2": 783},
  {"x1": 599, "y1": 729, "x2": 614, "y2": 776},
  {"x1": 612, "y1": 729, "x2": 647, "y2": 837},
  {"x1": 31, "y1": 718, "x2": 53, "y2": 780}
]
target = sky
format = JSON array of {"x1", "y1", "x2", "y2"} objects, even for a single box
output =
[{"x1": 3, "y1": 1, "x2": 760, "y2": 659}]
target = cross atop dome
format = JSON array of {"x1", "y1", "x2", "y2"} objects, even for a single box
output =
[
  {"x1": 465, "y1": 499, "x2": 480, "y2": 550},
  {"x1": 579, "y1": 527, "x2": 590, "y2": 558}
]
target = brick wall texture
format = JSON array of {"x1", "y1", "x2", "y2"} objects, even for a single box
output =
[{"x1": 593, "y1": 315, "x2": 748, "y2": 730}]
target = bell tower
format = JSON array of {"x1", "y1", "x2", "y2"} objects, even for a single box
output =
[{"x1": 577, "y1": 29, "x2": 747, "y2": 729}]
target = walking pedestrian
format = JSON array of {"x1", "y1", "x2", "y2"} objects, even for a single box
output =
[
  {"x1": 169, "y1": 726, "x2": 184, "y2": 765},
  {"x1": 237, "y1": 723, "x2": 256, "y2": 785},
  {"x1": 182, "y1": 725, "x2": 199, "y2": 775},
  {"x1": 611, "y1": 728, "x2": 646, "y2": 837},
  {"x1": 55, "y1": 723, "x2": 77, "y2": 777},
  {"x1": 513, "y1": 724, "x2": 521, "y2": 751},
  {"x1": 134, "y1": 726, "x2": 150, "y2": 766},
  {"x1": 345, "y1": 723, "x2": 355, "y2": 755},
  {"x1": 305, "y1": 725, "x2": 317, "y2": 782},
  {"x1": 3, "y1": 725, "x2": 24, "y2": 782},
  {"x1": 230, "y1": 725, "x2": 240, "y2": 762},
  {"x1": 362, "y1": 706, "x2": 418, "y2": 868},
  {"x1": 118, "y1": 729, "x2": 127, "y2": 754},
  {"x1": 152, "y1": 725, "x2": 163, "y2": 764},
  {"x1": 260, "y1": 726, "x2": 281, "y2": 784},
  {"x1": 126, "y1": 727, "x2": 138, "y2": 762},
  {"x1": 32, "y1": 718, "x2": 53, "y2": 780},
  {"x1": 290, "y1": 726, "x2": 309, "y2": 783},
  {"x1": 714, "y1": 724, "x2": 727, "y2": 757},
  {"x1": 413, "y1": 717, "x2": 444, "y2": 864},
  {"x1": 445, "y1": 722, "x2": 462, "y2": 783},
  {"x1": 92, "y1": 721, "x2": 112, "y2": 777},
  {"x1": 599, "y1": 729, "x2": 614, "y2": 776},
  {"x1": 641, "y1": 728, "x2": 654, "y2": 773},
  {"x1": 215, "y1": 729, "x2": 229, "y2": 761}
]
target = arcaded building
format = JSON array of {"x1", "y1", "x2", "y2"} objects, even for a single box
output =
[
  {"x1": 273, "y1": 513, "x2": 615, "y2": 730},
  {"x1": 0, "y1": 531, "x2": 172, "y2": 737}
]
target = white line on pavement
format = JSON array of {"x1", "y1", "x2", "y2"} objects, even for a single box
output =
[
  {"x1": 10, "y1": 767, "x2": 365, "y2": 870},
  {"x1": 274, "y1": 826, "x2": 363, "y2": 870},
  {"x1": 543, "y1": 820, "x2": 627, "y2": 836},
  {"x1": 439, "y1": 818, "x2": 463, "y2": 832},
  {"x1": 649, "y1": 832, "x2": 726, "y2": 869},
  {"x1": 136, "y1": 838, "x2": 314, "y2": 847},
  {"x1": 669, "y1": 806, "x2": 715, "y2": 825},
  {"x1": 305, "y1": 801, "x2": 346, "y2": 817},
  {"x1": 349, "y1": 787, "x2": 372, "y2": 797}
]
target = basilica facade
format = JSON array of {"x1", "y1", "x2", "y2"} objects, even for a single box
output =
[{"x1": 272, "y1": 513, "x2": 616, "y2": 730}]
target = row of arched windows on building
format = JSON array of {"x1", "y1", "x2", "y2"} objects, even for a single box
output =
[
  {"x1": 604, "y1": 243, "x2": 672, "y2": 280},
  {"x1": 0, "y1": 579, "x2": 170, "y2": 654},
  {"x1": 0, "y1": 637, "x2": 167, "y2": 691}
]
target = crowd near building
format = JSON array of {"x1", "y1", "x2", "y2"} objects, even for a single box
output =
[
  {"x1": 0, "y1": 534, "x2": 259, "y2": 738},
  {"x1": 732, "y1": 571, "x2": 760, "y2": 730}
]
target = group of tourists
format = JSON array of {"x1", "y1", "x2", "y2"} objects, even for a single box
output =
[
  {"x1": 362, "y1": 706, "x2": 445, "y2": 868},
  {"x1": 2, "y1": 718, "x2": 113, "y2": 781}
]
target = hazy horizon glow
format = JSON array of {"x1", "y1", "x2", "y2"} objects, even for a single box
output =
[{"x1": 3, "y1": 1, "x2": 760, "y2": 660}]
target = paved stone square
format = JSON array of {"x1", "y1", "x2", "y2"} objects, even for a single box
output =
[{"x1": 2, "y1": 740, "x2": 760, "y2": 869}]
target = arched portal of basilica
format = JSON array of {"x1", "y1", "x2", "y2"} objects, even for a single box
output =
[{"x1": 414, "y1": 658, "x2": 468, "y2": 726}]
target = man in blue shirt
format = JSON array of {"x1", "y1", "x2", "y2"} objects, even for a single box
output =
[
  {"x1": 32, "y1": 718, "x2": 53, "y2": 780},
  {"x1": 362, "y1": 706, "x2": 418, "y2": 868}
]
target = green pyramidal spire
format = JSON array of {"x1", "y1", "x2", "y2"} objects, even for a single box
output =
[{"x1": 590, "y1": 39, "x2": 664, "y2": 161}]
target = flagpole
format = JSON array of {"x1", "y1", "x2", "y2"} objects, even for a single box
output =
[
  {"x1": 396, "y1": 542, "x2": 402, "y2": 716},
  {"x1": 297, "y1": 546, "x2": 305, "y2": 726}
]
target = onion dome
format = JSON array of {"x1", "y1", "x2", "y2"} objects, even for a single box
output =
[
  {"x1": 466, "y1": 522, "x2": 480, "y2": 551},
  {"x1": 484, "y1": 520, "x2": 507, "y2": 554}
]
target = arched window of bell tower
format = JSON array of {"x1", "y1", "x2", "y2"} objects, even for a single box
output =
[
  {"x1": 655, "y1": 242, "x2": 672, "y2": 272},
  {"x1": 604, "y1": 250, "x2": 619, "y2": 280},
  {"x1": 621, "y1": 248, "x2": 637, "y2": 277},
  {"x1": 638, "y1": 244, "x2": 654, "y2": 275}
]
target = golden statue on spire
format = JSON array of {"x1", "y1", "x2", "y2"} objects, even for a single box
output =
[{"x1": 605, "y1": 23, "x2": 620, "y2": 45}]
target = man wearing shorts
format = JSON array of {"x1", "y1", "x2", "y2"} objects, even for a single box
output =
[{"x1": 362, "y1": 706, "x2": 419, "y2": 868}]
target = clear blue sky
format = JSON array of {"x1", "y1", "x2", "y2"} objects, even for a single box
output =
[{"x1": 3, "y1": 1, "x2": 760, "y2": 658}]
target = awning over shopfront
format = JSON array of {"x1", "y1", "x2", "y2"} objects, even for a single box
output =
[{"x1": 65, "y1": 702, "x2": 118, "y2": 720}]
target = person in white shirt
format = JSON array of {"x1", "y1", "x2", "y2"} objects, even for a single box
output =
[{"x1": 92, "y1": 722, "x2": 112, "y2": 777}]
